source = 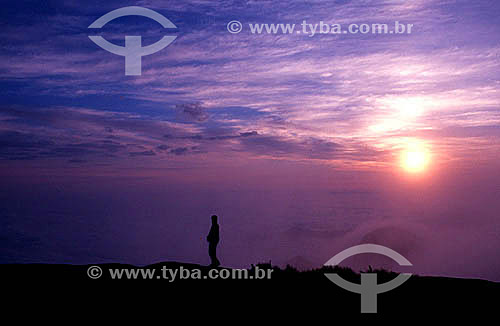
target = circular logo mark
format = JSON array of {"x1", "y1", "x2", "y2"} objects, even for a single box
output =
[
  {"x1": 88, "y1": 6, "x2": 177, "y2": 76},
  {"x1": 227, "y1": 20, "x2": 243, "y2": 34},
  {"x1": 87, "y1": 266, "x2": 103, "y2": 279},
  {"x1": 324, "y1": 244, "x2": 412, "y2": 313}
]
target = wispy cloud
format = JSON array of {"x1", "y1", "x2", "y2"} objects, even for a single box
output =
[{"x1": 1, "y1": 0, "x2": 499, "y2": 169}]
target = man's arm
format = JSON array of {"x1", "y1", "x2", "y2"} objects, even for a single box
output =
[{"x1": 206, "y1": 227, "x2": 213, "y2": 242}]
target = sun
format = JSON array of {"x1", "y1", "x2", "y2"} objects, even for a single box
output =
[{"x1": 400, "y1": 142, "x2": 430, "y2": 173}]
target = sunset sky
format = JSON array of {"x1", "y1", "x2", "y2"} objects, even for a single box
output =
[{"x1": 1, "y1": 0, "x2": 500, "y2": 280}]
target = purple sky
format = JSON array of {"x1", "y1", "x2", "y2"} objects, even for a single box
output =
[{"x1": 1, "y1": 0, "x2": 500, "y2": 280}]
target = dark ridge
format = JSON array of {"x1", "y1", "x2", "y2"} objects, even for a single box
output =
[{"x1": 2, "y1": 261, "x2": 498, "y2": 315}]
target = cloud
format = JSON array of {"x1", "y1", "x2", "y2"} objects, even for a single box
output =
[
  {"x1": 0, "y1": 131, "x2": 55, "y2": 160},
  {"x1": 237, "y1": 134, "x2": 343, "y2": 160},
  {"x1": 0, "y1": 0, "x2": 499, "y2": 169},
  {"x1": 129, "y1": 150, "x2": 156, "y2": 157},
  {"x1": 157, "y1": 144, "x2": 170, "y2": 150},
  {"x1": 0, "y1": 106, "x2": 196, "y2": 161},
  {"x1": 170, "y1": 147, "x2": 189, "y2": 155},
  {"x1": 175, "y1": 103, "x2": 209, "y2": 122}
]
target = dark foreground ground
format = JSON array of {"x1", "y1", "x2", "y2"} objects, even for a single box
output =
[{"x1": 2, "y1": 262, "x2": 499, "y2": 316}]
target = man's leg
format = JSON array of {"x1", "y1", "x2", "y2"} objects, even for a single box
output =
[
  {"x1": 209, "y1": 242, "x2": 220, "y2": 267},
  {"x1": 214, "y1": 243, "x2": 220, "y2": 266},
  {"x1": 209, "y1": 242, "x2": 216, "y2": 266}
]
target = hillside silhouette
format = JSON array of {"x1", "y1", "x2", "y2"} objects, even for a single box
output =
[{"x1": 3, "y1": 261, "x2": 498, "y2": 314}]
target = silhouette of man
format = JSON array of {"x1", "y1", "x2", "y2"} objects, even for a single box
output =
[{"x1": 206, "y1": 215, "x2": 220, "y2": 267}]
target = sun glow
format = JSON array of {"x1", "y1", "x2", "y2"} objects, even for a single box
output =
[
  {"x1": 400, "y1": 141, "x2": 431, "y2": 173},
  {"x1": 367, "y1": 96, "x2": 433, "y2": 134}
]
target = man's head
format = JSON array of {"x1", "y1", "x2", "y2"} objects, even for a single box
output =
[{"x1": 211, "y1": 215, "x2": 218, "y2": 223}]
